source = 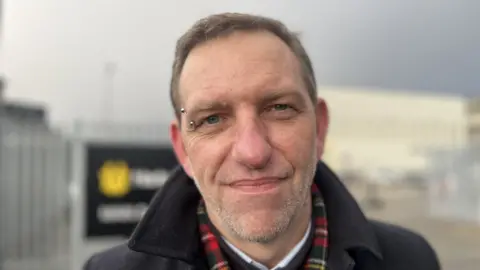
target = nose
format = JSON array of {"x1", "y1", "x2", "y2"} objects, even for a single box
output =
[{"x1": 231, "y1": 117, "x2": 272, "y2": 169}]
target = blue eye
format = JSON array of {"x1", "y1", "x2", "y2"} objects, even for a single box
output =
[{"x1": 205, "y1": 115, "x2": 220, "y2": 124}]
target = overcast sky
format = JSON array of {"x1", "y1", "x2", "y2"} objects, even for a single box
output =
[{"x1": 2, "y1": 1, "x2": 479, "y2": 124}]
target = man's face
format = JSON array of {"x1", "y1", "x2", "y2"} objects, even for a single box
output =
[{"x1": 170, "y1": 31, "x2": 328, "y2": 243}]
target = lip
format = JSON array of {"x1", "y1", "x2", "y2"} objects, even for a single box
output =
[{"x1": 228, "y1": 178, "x2": 283, "y2": 194}]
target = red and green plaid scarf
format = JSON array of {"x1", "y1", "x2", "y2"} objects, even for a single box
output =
[{"x1": 197, "y1": 184, "x2": 328, "y2": 270}]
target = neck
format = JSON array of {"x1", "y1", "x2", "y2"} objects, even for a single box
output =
[{"x1": 211, "y1": 198, "x2": 312, "y2": 268}]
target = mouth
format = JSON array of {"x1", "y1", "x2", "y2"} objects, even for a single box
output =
[{"x1": 228, "y1": 178, "x2": 285, "y2": 194}]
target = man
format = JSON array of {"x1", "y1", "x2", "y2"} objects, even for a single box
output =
[{"x1": 84, "y1": 13, "x2": 440, "y2": 270}]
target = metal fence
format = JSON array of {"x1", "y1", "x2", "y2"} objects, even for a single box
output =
[
  {"x1": 426, "y1": 146, "x2": 480, "y2": 224},
  {"x1": 0, "y1": 120, "x2": 172, "y2": 270},
  {"x1": 0, "y1": 119, "x2": 70, "y2": 270}
]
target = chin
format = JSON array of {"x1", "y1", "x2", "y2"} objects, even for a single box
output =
[{"x1": 227, "y1": 210, "x2": 292, "y2": 243}]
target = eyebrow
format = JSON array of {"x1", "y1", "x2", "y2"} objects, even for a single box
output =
[
  {"x1": 260, "y1": 90, "x2": 307, "y2": 106},
  {"x1": 183, "y1": 89, "x2": 308, "y2": 117},
  {"x1": 184, "y1": 100, "x2": 230, "y2": 118}
]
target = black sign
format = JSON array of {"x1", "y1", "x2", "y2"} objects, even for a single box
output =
[{"x1": 85, "y1": 143, "x2": 178, "y2": 238}]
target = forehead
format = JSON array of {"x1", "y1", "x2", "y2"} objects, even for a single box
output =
[{"x1": 178, "y1": 31, "x2": 306, "y2": 108}]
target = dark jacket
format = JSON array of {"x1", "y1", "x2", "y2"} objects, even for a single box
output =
[{"x1": 84, "y1": 162, "x2": 441, "y2": 270}]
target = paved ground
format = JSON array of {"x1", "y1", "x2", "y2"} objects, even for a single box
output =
[{"x1": 351, "y1": 184, "x2": 480, "y2": 270}]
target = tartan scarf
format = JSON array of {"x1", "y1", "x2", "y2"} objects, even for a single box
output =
[{"x1": 197, "y1": 184, "x2": 328, "y2": 270}]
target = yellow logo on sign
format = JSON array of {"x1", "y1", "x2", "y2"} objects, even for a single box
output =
[{"x1": 98, "y1": 160, "x2": 131, "y2": 198}]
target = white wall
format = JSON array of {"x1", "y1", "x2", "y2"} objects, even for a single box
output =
[{"x1": 320, "y1": 86, "x2": 467, "y2": 172}]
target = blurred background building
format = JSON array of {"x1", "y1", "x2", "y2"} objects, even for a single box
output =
[
  {"x1": 0, "y1": 100, "x2": 48, "y2": 126},
  {"x1": 0, "y1": 76, "x2": 70, "y2": 270},
  {"x1": 467, "y1": 98, "x2": 480, "y2": 143},
  {"x1": 321, "y1": 86, "x2": 467, "y2": 180}
]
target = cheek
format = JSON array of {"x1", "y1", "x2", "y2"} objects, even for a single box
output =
[
  {"x1": 269, "y1": 120, "x2": 318, "y2": 169},
  {"x1": 185, "y1": 136, "x2": 229, "y2": 187}
]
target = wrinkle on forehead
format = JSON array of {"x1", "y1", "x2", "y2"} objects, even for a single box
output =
[{"x1": 178, "y1": 31, "x2": 305, "y2": 108}]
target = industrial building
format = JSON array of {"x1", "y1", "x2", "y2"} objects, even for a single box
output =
[
  {"x1": 0, "y1": 77, "x2": 48, "y2": 125},
  {"x1": 0, "y1": 77, "x2": 70, "y2": 270},
  {"x1": 319, "y1": 86, "x2": 467, "y2": 178},
  {"x1": 466, "y1": 98, "x2": 480, "y2": 143}
]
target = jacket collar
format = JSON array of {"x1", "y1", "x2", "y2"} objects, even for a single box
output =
[
  {"x1": 128, "y1": 161, "x2": 383, "y2": 265},
  {"x1": 315, "y1": 162, "x2": 383, "y2": 269}
]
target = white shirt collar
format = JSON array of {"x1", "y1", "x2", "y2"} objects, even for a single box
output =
[{"x1": 222, "y1": 222, "x2": 312, "y2": 270}]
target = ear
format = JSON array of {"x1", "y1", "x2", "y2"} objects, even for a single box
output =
[
  {"x1": 170, "y1": 119, "x2": 194, "y2": 178},
  {"x1": 315, "y1": 98, "x2": 329, "y2": 160}
]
